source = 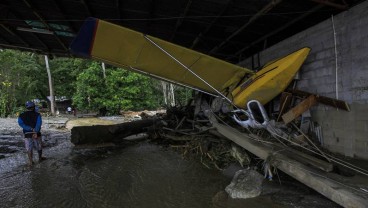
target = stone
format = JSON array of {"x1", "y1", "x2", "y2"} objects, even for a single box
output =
[{"x1": 225, "y1": 169, "x2": 264, "y2": 199}]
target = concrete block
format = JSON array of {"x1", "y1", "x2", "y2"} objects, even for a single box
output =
[
  {"x1": 352, "y1": 109, "x2": 368, "y2": 120},
  {"x1": 354, "y1": 137, "x2": 368, "y2": 145},
  {"x1": 308, "y1": 77, "x2": 331, "y2": 86},
  {"x1": 326, "y1": 145, "x2": 345, "y2": 155},
  {"x1": 311, "y1": 110, "x2": 326, "y2": 121},
  {"x1": 321, "y1": 130, "x2": 334, "y2": 140},
  {"x1": 353, "y1": 139, "x2": 368, "y2": 159},
  {"x1": 342, "y1": 136, "x2": 355, "y2": 157},
  {"x1": 351, "y1": 121, "x2": 368, "y2": 131},
  {"x1": 322, "y1": 135, "x2": 340, "y2": 146},
  {"x1": 352, "y1": 90, "x2": 368, "y2": 101},
  {"x1": 354, "y1": 151, "x2": 368, "y2": 160},
  {"x1": 328, "y1": 131, "x2": 346, "y2": 145},
  {"x1": 302, "y1": 70, "x2": 320, "y2": 80},
  {"x1": 317, "y1": 83, "x2": 339, "y2": 95},
  {"x1": 303, "y1": 60, "x2": 325, "y2": 71},
  {"x1": 338, "y1": 91, "x2": 353, "y2": 103},
  {"x1": 315, "y1": 49, "x2": 335, "y2": 60},
  {"x1": 331, "y1": 119, "x2": 353, "y2": 130},
  {"x1": 296, "y1": 80, "x2": 308, "y2": 88}
]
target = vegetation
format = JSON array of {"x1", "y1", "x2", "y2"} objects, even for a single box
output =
[{"x1": 0, "y1": 49, "x2": 192, "y2": 117}]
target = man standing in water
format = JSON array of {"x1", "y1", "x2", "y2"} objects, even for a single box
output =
[{"x1": 18, "y1": 101, "x2": 45, "y2": 166}]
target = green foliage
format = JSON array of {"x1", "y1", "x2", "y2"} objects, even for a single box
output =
[
  {"x1": 174, "y1": 86, "x2": 193, "y2": 106},
  {"x1": 0, "y1": 50, "x2": 48, "y2": 117},
  {"x1": 0, "y1": 49, "x2": 193, "y2": 117},
  {"x1": 73, "y1": 62, "x2": 106, "y2": 111},
  {"x1": 49, "y1": 58, "x2": 89, "y2": 97},
  {"x1": 73, "y1": 63, "x2": 163, "y2": 114}
]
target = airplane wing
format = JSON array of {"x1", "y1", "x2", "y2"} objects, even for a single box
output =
[{"x1": 70, "y1": 17, "x2": 254, "y2": 95}]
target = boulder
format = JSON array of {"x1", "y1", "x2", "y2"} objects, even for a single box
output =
[{"x1": 225, "y1": 169, "x2": 264, "y2": 199}]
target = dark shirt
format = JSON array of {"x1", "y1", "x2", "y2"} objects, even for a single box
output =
[{"x1": 18, "y1": 110, "x2": 42, "y2": 138}]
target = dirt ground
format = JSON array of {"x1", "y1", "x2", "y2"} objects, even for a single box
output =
[
  {"x1": 0, "y1": 109, "x2": 164, "y2": 134},
  {"x1": 0, "y1": 117, "x2": 66, "y2": 135}
]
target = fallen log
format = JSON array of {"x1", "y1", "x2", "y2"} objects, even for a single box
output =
[{"x1": 71, "y1": 119, "x2": 158, "y2": 145}]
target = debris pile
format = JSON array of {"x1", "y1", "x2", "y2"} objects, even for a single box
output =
[{"x1": 150, "y1": 105, "x2": 251, "y2": 170}]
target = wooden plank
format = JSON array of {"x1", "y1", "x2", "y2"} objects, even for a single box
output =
[
  {"x1": 274, "y1": 143, "x2": 333, "y2": 172},
  {"x1": 282, "y1": 95, "x2": 317, "y2": 124},
  {"x1": 287, "y1": 89, "x2": 350, "y2": 111}
]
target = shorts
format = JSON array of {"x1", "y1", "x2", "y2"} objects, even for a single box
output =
[{"x1": 24, "y1": 137, "x2": 42, "y2": 152}]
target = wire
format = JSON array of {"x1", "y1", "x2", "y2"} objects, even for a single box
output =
[
  {"x1": 273, "y1": 152, "x2": 368, "y2": 195},
  {"x1": 266, "y1": 124, "x2": 368, "y2": 176},
  {"x1": 143, "y1": 35, "x2": 241, "y2": 111}
]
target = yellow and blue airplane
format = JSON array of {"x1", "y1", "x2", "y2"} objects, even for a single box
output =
[{"x1": 70, "y1": 17, "x2": 310, "y2": 109}]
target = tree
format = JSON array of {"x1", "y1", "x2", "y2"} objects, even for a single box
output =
[
  {"x1": 73, "y1": 62, "x2": 164, "y2": 114},
  {"x1": 45, "y1": 55, "x2": 55, "y2": 115},
  {"x1": 49, "y1": 57, "x2": 89, "y2": 97},
  {"x1": 0, "y1": 49, "x2": 192, "y2": 117},
  {"x1": 73, "y1": 62, "x2": 106, "y2": 112},
  {"x1": 104, "y1": 68, "x2": 162, "y2": 113},
  {"x1": 0, "y1": 50, "x2": 48, "y2": 117}
]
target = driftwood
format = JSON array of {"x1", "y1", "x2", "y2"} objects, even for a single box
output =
[{"x1": 71, "y1": 119, "x2": 158, "y2": 145}]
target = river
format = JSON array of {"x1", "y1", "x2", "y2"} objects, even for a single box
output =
[{"x1": 0, "y1": 132, "x2": 340, "y2": 207}]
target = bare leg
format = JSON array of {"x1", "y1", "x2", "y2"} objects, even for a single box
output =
[
  {"x1": 38, "y1": 150, "x2": 46, "y2": 161},
  {"x1": 25, "y1": 138, "x2": 33, "y2": 166},
  {"x1": 37, "y1": 137, "x2": 46, "y2": 161},
  {"x1": 27, "y1": 151, "x2": 33, "y2": 166}
]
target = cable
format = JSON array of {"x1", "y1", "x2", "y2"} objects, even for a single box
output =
[
  {"x1": 143, "y1": 35, "x2": 240, "y2": 110},
  {"x1": 266, "y1": 124, "x2": 368, "y2": 176},
  {"x1": 273, "y1": 151, "x2": 368, "y2": 195}
]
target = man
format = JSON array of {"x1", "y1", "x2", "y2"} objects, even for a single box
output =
[
  {"x1": 67, "y1": 106, "x2": 72, "y2": 114},
  {"x1": 18, "y1": 101, "x2": 45, "y2": 166}
]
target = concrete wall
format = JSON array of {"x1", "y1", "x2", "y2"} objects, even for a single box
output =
[{"x1": 238, "y1": 1, "x2": 368, "y2": 159}]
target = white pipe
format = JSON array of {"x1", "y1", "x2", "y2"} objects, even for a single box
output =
[{"x1": 101, "y1": 62, "x2": 106, "y2": 78}]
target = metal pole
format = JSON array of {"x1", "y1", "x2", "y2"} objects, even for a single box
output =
[{"x1": 331, "y1": 15, "x2": 339, "y2": 100}]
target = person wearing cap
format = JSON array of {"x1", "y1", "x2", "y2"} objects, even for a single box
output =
[{"x1": 18, "y1": 101, "x2": 46, "y2": 166}]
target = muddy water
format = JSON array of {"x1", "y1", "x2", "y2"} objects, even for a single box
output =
[
  {"x1": 0, "y1": 139, "x2": 229, "y2": 208},
  {"x1": 0, "y1": 136, "x2": 340, "y2": 208}
]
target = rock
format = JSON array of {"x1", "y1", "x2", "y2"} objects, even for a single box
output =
[
  {"x1": 225, "y1": 169, "x2": 264, "y2": 199},
  {"x1": 230, "y1": 144, "x2": 250, "y2": 167}
]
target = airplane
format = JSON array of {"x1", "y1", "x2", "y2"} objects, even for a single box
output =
[{"x1": 70, "y1": 17, "x2": 310, "y2": 128}]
